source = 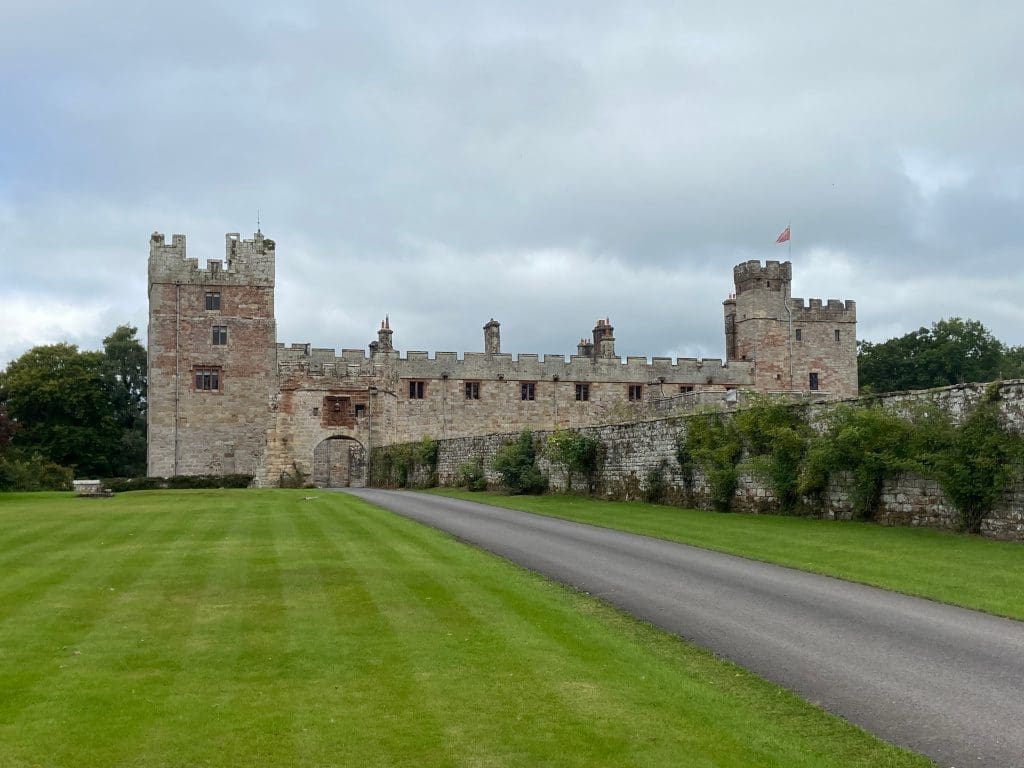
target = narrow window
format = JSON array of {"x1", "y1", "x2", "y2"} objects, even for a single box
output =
[
  {"x1": 194, "y1": 367, "x2": 221, "y2": 391},
  {"x1": 205, "y1": 291, "x2": 221, "y2": 311},
  {"x1": 465, "y1": 381, "x2": 480, "y2": 400},
  {"x1": 679, "y1": 385, "x2": 694, "y2": 394},
  {"x1": 408, "y1": 381, "x2": 425, "y2": 399},
  {"x1": 212, "y1": 325, "x2": 228, "y2": 345},
  {"x1": 809, "y1": 372, "x2": 819, "y2": 391},
  {"x1": 575, "y1": 383, "x2": 590, "y2": 401},
  {"x1": 795, "y1": 328, "x2": 802, "y2": 341},
  {"x1": 628, "y1": 384, "x2": 643, "y2": 401},
  {"x1": 834, "y1": 329, "x2": 841, "y2": 343},
  {"x1": 354, "y1": 404, "x2": 366, "y2": 417},
  {"x1": 521, "y1": 382, "x2": 536, "y2": 401}
]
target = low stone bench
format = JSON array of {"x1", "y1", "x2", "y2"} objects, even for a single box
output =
[{"x1": 73, "y1": 480, "x2": 113, "y2": 498}]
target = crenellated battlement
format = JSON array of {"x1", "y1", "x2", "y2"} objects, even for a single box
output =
[
  {"x1": 789, "y1": 297, "x2": 857, "y2": 321},
  {"x1": 733, "y1": 259, "x2": 792, "y2": 294},
  {"x1": 148, "y1": 231, "x2": 275, "y2": 286},
  {"x1": 274, "y1": 339, "x2": 751, "y2": 386}
]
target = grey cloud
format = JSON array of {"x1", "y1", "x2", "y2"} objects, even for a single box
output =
[{"x1": 2, "y1": 1, "x2": 1023, "y2": 368}]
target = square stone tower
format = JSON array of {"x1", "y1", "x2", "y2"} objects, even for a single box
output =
[
  {"x1": 723, "y1": 260, "x2": 857, "y2": 397},
  {"x1": 147, "y1": 231, "x2": 278, "y2": 478}
]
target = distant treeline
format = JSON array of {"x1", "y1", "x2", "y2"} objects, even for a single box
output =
[{"x1": 858, "y1": 318, "x2": 1024, "y2": 394}]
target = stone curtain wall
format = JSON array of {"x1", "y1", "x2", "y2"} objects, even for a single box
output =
[{"x1": 377, "y1": 380, "x2": 1024, "y2": 541}]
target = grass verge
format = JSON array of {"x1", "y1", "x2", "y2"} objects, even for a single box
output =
[
  {"x1": 0, "y1": 490, "x2": 932, "y2": 767},
  {"x1": 430, "y1": 489, "x2": 1024, "y2": 620}
]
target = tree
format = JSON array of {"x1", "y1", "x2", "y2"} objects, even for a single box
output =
[
  {"x1": 102, "y1": 325, "x2": 148, "y2": 476},
  {"x1": 858, "y1": 318, "x2": 1012, "y2": 393},
  {"x1": 0, "y1": 327, "x2": 148, "y2": 478},
  {"x1": 0, "y1": 405, "x2": 16, "y2": 454},
  {"x1": 0, "y1": 343, "x2": 118, "y2": 475}
]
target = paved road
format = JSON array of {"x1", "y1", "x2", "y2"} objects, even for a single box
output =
[{"x1": 345, "y1": 488, "x2": 1024, "y2": 768}]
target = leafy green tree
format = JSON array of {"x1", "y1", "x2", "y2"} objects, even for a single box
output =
[
  {"x1": 102, "y1": 325, "x2": 148, "y2": 476},
  {"x1": 0, "y1": 405, "x2": 16, "y2": 454},
  {"x1": 0, "y1": 343, "x2": 118, "y2": 475},
  {"x1": 858, "y1": 318, "x2": 1013, "y2": 393}
]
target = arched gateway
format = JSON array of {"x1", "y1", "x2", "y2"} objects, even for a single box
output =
[{"x1": 312, "y1": 436, "x2": 367, "y2": 488}]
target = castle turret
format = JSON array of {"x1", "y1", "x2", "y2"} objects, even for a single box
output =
[
  {"x1": 593, "y1": 318, "x2": 615, "y2": 358},
  {"x1": 727, "y1": 260, "x2": 857, "y2": 397},
  {"x1": 483, "y1": 319, "x2": 501, "y2": 355}
]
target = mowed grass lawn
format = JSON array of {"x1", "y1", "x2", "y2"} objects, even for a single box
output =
[
  {"x1": 433, "y1": 490, "x2": 1024, "y2": 620},
  {"x1": 0, "y1": 491, "x2": 933, "y2": 768}
]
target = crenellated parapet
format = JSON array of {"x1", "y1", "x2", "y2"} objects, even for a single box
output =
[
  {"x1": 148, "y1": 231, "x2": 275, "y2": 287},
  {"x1": 733, "y1": 259, "x2": 791, "y2": 294},
  {"x1": 789, "y1": 297, "x2": 857, "y2": 321},
  {"x1": 274, "y1": 342, "x2": 753, "y2": 387}
]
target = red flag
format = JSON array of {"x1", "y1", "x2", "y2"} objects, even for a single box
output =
[{"x1": 776, "y1": 225, "x2": 791, "y2": 244}]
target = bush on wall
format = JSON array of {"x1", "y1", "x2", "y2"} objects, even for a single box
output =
[
  {"x1": 684, "y1": 414, "x2": 743, "y2": 511},
  {"x1": 914, "y1": 383, "x2": 1024, "y2": 533},
  {"x1": 734, "y1": 398, "x2": 812, "y2": 514},
  {"x1": 544, "y1": 429, "x2": 604, "y2": 493},
  {"x1": 492, "y1": 430, "x2": 548, "y2": 495}
]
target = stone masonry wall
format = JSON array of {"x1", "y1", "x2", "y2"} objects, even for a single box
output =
[{"x1": 383, "y1": 380, "x2": 1024, "y2": 542}]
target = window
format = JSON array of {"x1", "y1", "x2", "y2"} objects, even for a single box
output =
[
  {"x1": 354, "y1": 404, "x2": 366, "y2": 417},
  {"x1": 194, "y1": 367, "x2": 220, "y2": 391},
  {"x1": 627, "y1": 384, "x2": 643, "y2": 401},
  {"x1": 205, "y1": 291, "x2": 221, "y2": 311},
  {"x1": 212, "y1": 325, "x2": 228, "y2": 345},
  {"x1": 408, "y1": 381, "x2": 425, "y2": 399},
  {"x1": 521, "y1": 382, "x2": 536, "y2": 401},
  {"x1": 465, "y1": 381, "x2": 480, "y2": 400},
  {"x1": 795, "y1": 328, "x2": 802, "y2": 341},
  {"x1": 575, "y1": 383, "x2": 590, "y2": 401},
  {"x1": 834, "y1": 329, "x2": 841, "y2": 343},
  {"x1": 809, "y1": 372, "x2": 819, "y2": 391},
  {"x1": 679, "y1": 385, "x2": 694, "y2": 394}
]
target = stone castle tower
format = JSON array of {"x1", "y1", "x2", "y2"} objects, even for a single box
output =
[
  {"x1": 147, "y1": 231, "x2": 278, "y2": 477},
  {"x1": 723, "y1": 260, "x2": 857, "y2": 395}
]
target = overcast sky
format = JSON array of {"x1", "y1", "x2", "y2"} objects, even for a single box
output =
[{"x1": 2, "y1": 2, "x2": 1022, "y2": 368}]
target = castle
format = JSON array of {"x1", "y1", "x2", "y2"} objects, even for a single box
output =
[{"x1": 147, "y1": 231, "x2": 857, "y2": 486}]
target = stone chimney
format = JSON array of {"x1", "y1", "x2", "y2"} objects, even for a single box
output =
[
  {"x1": 592, "y1": 318, "x2": 615, "y2": 358},
  {"x1": 577, "y1": 338, "x2": 594, "y2": 358},
  {"x1": 377, "y1": 316, "x2": 394, "y2": 352},
  {"x1": 484, "y1": 319, "x2": 501, "y2": 355}
]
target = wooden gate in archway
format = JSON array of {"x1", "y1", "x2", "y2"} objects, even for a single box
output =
[{"x1": 312, "y1": 436, "x2": 367, "y2": 488}]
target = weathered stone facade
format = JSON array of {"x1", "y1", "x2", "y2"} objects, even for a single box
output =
[
  {"x1": 417, "y1": 380, "x2": 1024, "y2": 541},
  {"x1": 147, "y1": 231, "x2": 858, "y2": 486}
]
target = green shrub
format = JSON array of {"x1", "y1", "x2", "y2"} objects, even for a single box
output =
[
  {"x1": 492, "y1": 431, "x2": 548, "y2": 495},
  {"x1": 685, "y1": 415, "x2": 743, "y2": 511},
  {"x1": 165, "y1": 474, "x2": 254, "y2": 489},
  {"x1": 456, "y1": 457, "x2": 488, "y2": 491},
  {"x1": 0, "y1": 454, "x2": 73, "y2": 491},
  {"x1": 644, "y1": 461, "x2": 668, "y2": 504},
  {"x1": 544, "y1": 429, "x2": 604, "y2": 492},
  {"x1": 369, "y1": 440, "x2": 440, "y2": 488},
  {"x1": 798, "y1": 405, "x2": 914, "y2": 521},
  {"x1": 734, "y1": 398, "x2": 811, "y2": 513},
  {"x1": 674, "y1": 435, "x2": 695, "y2": 493},
  {"x1": 915, "y1": 383, "x2": 1024, "y2": 533}
]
